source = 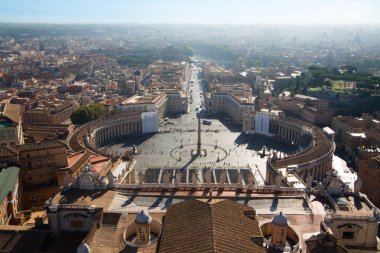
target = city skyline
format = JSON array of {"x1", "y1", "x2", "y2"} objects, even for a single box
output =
[
  {"x1": 1, "y1": 0, "x2": 380, "y2": 251},
  {"x1": 0, "y1": 0, "x2": 380, "y2": 25}
]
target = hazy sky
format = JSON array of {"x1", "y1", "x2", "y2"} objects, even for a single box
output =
[{"x1": 0, "y1": 0, "x2": 379, "y2": 25}]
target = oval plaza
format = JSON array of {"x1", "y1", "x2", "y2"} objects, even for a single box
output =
[{"x1": 71, "y1": 93, "x2": 335, "y2": 191}]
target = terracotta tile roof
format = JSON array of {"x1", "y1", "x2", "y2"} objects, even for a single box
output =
[
  {"x1": 159, "y1": 199, "x2": 266, "y2": 253},
  {"x1": 1, "y1": 103, "x2": 21, "y2": 124},
  {"x1": 67, "y1": 151, "x2": 86, "y2": 167},
  {"x1": 67, "y1": 151, "x2": 109, "y2": 174}
]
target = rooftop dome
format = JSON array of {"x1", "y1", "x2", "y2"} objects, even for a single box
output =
[
  {"x1": 272, "y1": 211, "x2": 288, "y2": 227},
  {"x1": 135, "y1": 210, "x2": 152, "y2": 224},
  {"x1": 77, "y1": 242, "x2": 91, "y2": 253}
]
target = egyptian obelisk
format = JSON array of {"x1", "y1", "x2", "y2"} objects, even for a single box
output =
[{"x1": 197, "y1": 116, "x2": 201, "y2": 155}]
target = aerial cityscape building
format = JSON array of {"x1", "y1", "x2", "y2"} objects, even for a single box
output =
[{"x1": 0, "y1": 5, "x2": 380, "y2": 252}]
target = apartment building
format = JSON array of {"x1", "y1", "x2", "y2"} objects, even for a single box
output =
[{"x1": 23, "y1": 100, "x2": 78, "y2": 125}]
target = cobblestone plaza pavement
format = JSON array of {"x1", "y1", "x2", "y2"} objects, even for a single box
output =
[
  {"x1": 105, "y1": 116, "x2": 298, "y2": 185},
  {"x1": 104, "y1": 66, "x2": 298, "y2": 185}
]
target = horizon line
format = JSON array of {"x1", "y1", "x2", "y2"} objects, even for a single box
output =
[{"x1": 1, "y1": 21, "x2": 380, "y2": 26}]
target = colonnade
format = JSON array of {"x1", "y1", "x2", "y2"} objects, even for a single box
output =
[
  {"x1": 299, "y1": 156, "x2": 333, "y2": 181},
  {"x1": 269, "y1": 123, "x2": 304, "y2": 146},
  {"x1": 91, "y1": 120, "x2": 141, "y2": 147},
  {"x1": 266, "y1": 116, "x2": 335, "y2": 183},
  {"x1": 267, "y1": 152, "x2": 333, "y2": 184}
]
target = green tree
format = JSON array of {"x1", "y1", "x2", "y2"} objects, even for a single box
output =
[
  {"x1": 323, "y1": 79, "x2": 333, "y2": 87},
  {"x1": 183, "y1": 46, "x2": 194, "y2": 57},
  {"x1": 344, "y1": 65, "x2": 357, "y2": 74},
  {"x1": 331, "y1": 67, "x2": 340, "y2": 75},
  {"x1": 70, "y1": 103, "x2": 105, "y2": 125}
]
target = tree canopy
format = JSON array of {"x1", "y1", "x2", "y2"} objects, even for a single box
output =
[
  {"x1": 183, "y1": 46, "x2": 194, "y2": 57},
  {"x1": 70, "y1": 103, "x2": 105, "y2": 125}
]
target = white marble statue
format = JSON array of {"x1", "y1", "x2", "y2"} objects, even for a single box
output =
[
  {"x1": 219, "y1": 170, "x2": 227, "y2": 188},
  {"x1": 71, "y1": 176, "x2": 79, "y2": 189},
  {"x1": 275, "y1": 173, "x2": 282, "y2": 187},
  {"x1": 63, "y1": 171, "x2": 70, "y2": 189},
  {"x1": 326, "y1": 175, "x2": 343, "y2": 195},
  {"x1": 78, "y1": 170, "x2": 96, "y2": 190},
  {"x1": 191, "y1": 172, "x2": 198, "y2": 187},
  {"x1": 175, "y1": 171, "x2": 182, "y2": 186},
  {"x1": 237, "y1": 171, "x2": 243, "y2": 189},
  {"x1": 138, "y1": 171, "x2": 145, "y2": 186},
  {"x1": 247, "y1": 173, "x2": 254, "y2": 190},
  {"x1": 163, "y1": 172, "x2": 170, "y2": 188},
  {"x1": 354, "y1": 178, "x2": 362, "y2": 194},
  {"x1": 306, "y1": 174, "x2": 313, "y2": 189},
  {"x1": 107, "y1": 171, "x2": 114, "y2": 188},
  {"x1": 205, "y1": 168, "x2": 212, "y2": 188}
]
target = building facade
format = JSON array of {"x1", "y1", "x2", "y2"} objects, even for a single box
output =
[
  {"x1": 117, "y1": 90, "x2": 188, "y2": 119},
  {"x1": 0, "y1": 167, "x2": 21, "y2": 225},
  {"x1": 205, "y1": 92, "x2": 255, "y2": 124},
  {"x1": 23, "y1": 101, "x2": 78, "y2": 125},
  {"x1": 18, "y1": 141, "x2": 68, "y2": 209},
  {"x1": 358, "y1": 155, "x2": 380, "y2": 208},
  {"x1": 0, "y1": 103, "x2": 24, "y2": 146},
  {"x1": 280, "y1": 94, "x2": 335, "y2": 126}
]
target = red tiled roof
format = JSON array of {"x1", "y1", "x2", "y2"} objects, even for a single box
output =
[
  {"x1": 89, "y1": 153, "x2": 108, "y2": 164},
  {"x1": 67, "y1": 152, "x2": 85, "y2": 167}
]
